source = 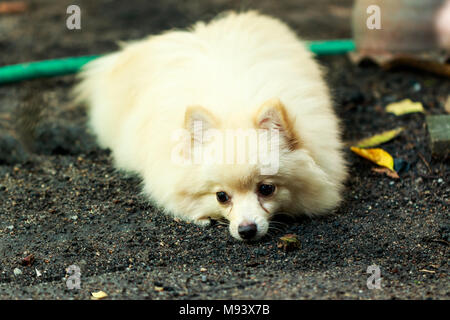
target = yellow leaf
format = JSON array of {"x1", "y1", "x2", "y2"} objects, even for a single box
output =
[
  {"x1": 350, "y1": 147, "x2": 395, "y2": 171},
  {"x1": 356, "y1": 127, "x2": 404, "y2": 148},
  {"x1": 91, "y1": 291, "x2": 108, "y2": 300},
  {"x1": 385, "y1": 99, "x2": 424, "y2": 115}
]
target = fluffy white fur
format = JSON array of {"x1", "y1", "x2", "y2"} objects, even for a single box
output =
[{"x1": 74, "y1": 11, "x2": 347, "y2": 241}]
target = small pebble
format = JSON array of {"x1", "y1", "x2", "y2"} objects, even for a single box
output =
[
  {"x1": 201, "y1": 275, "x2": 207, "y2": 282},
  {"x1": 13, "y1": 268, "x2": 22, "y2": 276}
]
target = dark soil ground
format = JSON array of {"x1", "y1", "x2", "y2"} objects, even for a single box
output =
[{"x1": 0, "y1": 0, "x2": 448, "y2": 299}]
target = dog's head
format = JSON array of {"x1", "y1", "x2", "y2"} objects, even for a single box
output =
[{"x1": 173, "y1": 98, "x2": 341, "y2": 241}]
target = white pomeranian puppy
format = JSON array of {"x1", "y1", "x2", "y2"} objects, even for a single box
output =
[{"x1": 74, "y1": 11, "x2": 347, "y2": 241}]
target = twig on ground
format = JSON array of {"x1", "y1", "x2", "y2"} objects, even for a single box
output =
[{"x1": 417, "y1": 152, "x2": 432, "y2": 173}]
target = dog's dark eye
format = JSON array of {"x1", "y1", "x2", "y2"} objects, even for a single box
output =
[
  {"x1": 258, "y1": 184, "x2": 275, "y2": 197},
  {"x1": 216, "y1": 191, "x2": 230, "y2": 203}
]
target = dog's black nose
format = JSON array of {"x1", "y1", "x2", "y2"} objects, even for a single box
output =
[{"x1": 238, "y1": 223, "x2": 257, "y2": 240}]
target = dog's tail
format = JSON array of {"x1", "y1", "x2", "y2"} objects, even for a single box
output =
[{"x1": 71, "y1": 52, "x2": 120, "y2": 107}]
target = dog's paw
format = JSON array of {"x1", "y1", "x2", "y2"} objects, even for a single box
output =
[{"x1": 193, "y1": 217, "x2": 212, "y2": 227}]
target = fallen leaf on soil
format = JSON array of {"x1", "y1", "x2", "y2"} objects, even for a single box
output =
[
  {"x1": 91, "y1": 291, "x2": 108, "y2": 300},
  {"x1": 0, "y1": 1, "x2": 27, "y2": 14},
  {"x1": 371, "y1": 167, "x2": 400, "y2": 179},
  {"x1": 356, "y1": 127, "x2": 404, "y2": 148},
  {"x1": 385, "y1": 99, "x2": 424, "y2": 116},
  {"x1": 277, "y1": 234, "x2": 301, "y2": 252},
  {"x1": 350, "y1": 147, "x2": 395, "y2": 171},
  {"x1": 20, "y1": 254, "x2": 35, "y2": 266}
]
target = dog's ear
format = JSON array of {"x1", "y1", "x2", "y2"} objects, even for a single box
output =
[
  {"x1": 184, "y1": 105, "x2": 219, "y2": 142},
  {"x1": 254, "y1": 98, "x2": 300, "y2": 150}
]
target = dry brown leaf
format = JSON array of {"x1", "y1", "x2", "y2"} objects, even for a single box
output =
[
  {"x1": 21, "y1": 254, "x2": 35, "y2": 266},
  {"x1": 371, "y1": 167, "x2": 400, "y2": 179}
]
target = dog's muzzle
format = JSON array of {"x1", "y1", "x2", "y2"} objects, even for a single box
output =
[{"x1": 238, "y1": 222, "x2": 257, "y2": 240}]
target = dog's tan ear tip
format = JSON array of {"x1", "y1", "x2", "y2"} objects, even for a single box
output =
[
  {"x1": 254, "y1": 98, "x2": 301, "y2": 150},
  {"x1": 184, "y1": 105, "x2": 218, "y2": 130},
  {"x1": 254, "y1": 98, "x2": 287, "y2": 127}
]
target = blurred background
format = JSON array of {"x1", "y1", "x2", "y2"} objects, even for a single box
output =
[{"x1": 1, "y1": 0, "x2": 356, "y2": 65}]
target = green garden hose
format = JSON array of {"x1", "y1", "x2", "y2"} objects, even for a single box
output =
[
  {"x1": 0, "y1": 39, "x2": 355, "y2": 85},
  {"x1": 307, "y1": 39, "x2": 355, "y2": 56}
]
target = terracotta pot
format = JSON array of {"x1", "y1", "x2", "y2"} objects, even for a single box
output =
[{"x1": 352, "y1": 0, "x2": 444, "y2": 54}]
